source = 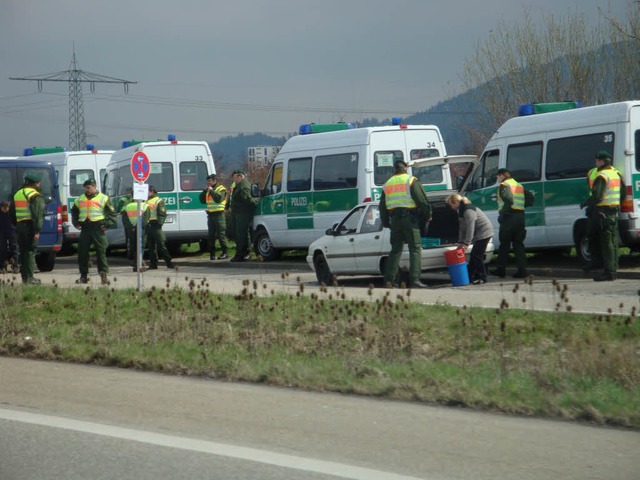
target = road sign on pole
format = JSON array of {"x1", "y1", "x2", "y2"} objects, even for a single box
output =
[{"x1": 131, "y1": 151, "x2": 150, "y2": 183}]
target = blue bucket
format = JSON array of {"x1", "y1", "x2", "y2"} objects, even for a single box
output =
[{"x1": 447, "y1": 262, "x2": 470, "y2": 286}]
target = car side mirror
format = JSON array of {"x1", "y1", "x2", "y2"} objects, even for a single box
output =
[
  {"x1": 251, "y1": 183, "x2": 261, "y2": 197},
  {"x1": 325, "y1": 228, "x2": 334, "y2": 236}
]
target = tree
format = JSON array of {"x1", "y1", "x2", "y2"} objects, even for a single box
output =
[{"x1": 459, "y1": 4, "x2": 640, "y2": 146}]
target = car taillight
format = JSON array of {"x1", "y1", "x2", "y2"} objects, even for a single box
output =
[
  {"x1": 61, "y1": 204, "x2": 69, "y2": 223},
  {"x1": 621, "y1": 185, "x2": 633, "y2": 213},
  {"x1": 57, "y1": 205, "x2": 63, "y2": 233}
]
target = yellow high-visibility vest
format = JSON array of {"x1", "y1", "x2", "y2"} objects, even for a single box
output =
[
  {"x1": 75, "y1": 192, "x2": 107, "y2": 222},
  {"x1": 383, "y1": 174, "x2": 417, "y2": 210},
  {"x1": 147, "y1": 196, "x2": 162, "y2": 222},
  {"x1": 596, "y1": 167, "x2": 621, "y2": 207},
  {"x1": 13, "y1": 187, "x2": 40, "y2": 222},
  {"x1": 497, "y1": 178, "x2": 525, "y2": 211},
  {"x1": 206, "y1": 184, "x2": 227, "y2": 212}
]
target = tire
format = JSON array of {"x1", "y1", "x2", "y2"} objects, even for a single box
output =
[
  {"x1": 574, "y1": 221, "x2": 591, "y2": 264},
  {"x1": 254, "y1": 229, "x2": 281, "y2": 261},
  {"x1": 313, "y1": 253, "x2": 335, "y2": 286},
  {"x1": 36, "y1": 252, "x2": 56, "y2": 272}
]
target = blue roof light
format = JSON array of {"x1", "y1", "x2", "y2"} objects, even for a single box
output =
[
  {"x1": 23, "y1": 148, "x2": 33, "y2": 156},
  {"x1": 392, "y1": 117, "x2": 402, "y2": 126},
  {"x1": 86, "y1": 144, "x2": 95, "y2": 151},
  {"x1": 167, "y1": 134, "x2": 176, "y2": 141},
  {"x1": 122, "y1": 141, "x2": 131, "y2": 149}
]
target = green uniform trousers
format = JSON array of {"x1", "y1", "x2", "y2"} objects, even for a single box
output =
[
  {"x1": 16, "y1": 221, "x2": 38, "y2": 281},
  {"x1": 232, "y1": 213, "x2": 253, "y2": 257},
  {"x1": 77, "y1": 222, "x2": 109, "y2": 276},
  {"x1": 383, "y1": 212, "x2": 422, "y2": 286},
  {"x1": 590, "y1": 208, "x2": 619, "y2": 275},
  {"x1": 146, "y1": 223, "x2": 172, "y2": 268},
  {"x1": 495, "y1": 211, "x2": 527, "y2": 271},
  {"x1": 207, "y1": 212, "x2": 228, "y2": 256}
]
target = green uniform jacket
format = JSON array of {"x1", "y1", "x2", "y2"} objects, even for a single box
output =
[
  {"x1": 379, "y1": 176, "x2": 432, "y2": 229},
  {"x1": 9, "y1": 186, "x2": 45, "y2": 233},
  {"x1": 230, "y1": 178, "x2": 257, "y2": 215}
]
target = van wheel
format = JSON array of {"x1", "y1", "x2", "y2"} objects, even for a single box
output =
[
  {"x1": 313, "y1": 253, "x2": 336, "y2": 286},
  {"x1": 254, "y1": 230, "x2": 281, "y2": 261},
  {"x1": 574, "y1": 221, "x2": 591, "y2": 264},
  {"x1": 36, "y1": 252, "x2": 56, "y2": 272}
]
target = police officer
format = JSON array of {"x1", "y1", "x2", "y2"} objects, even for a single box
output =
[
  {"x1": 490, "y1": 168, "x2": 528, "y2": 279},
  {"x1": 116, "y1": 187, "x2": 134, "y2": 263},
  {"x1": 199, "y1": 173, "x2": 229, "y2": 260},
  {"x1": 581, "y1": 150, "x2": 623, "y2": 281},
  {"x1": 124, "y1": 197, "x2": 150, "y2": 271},
  {"x1": 146, "y1": 186, "x2": 175, "y2": 269},
  {"x1": 379, "y1": 158, "x2": 432, "y2": 289},
  {"x1": 71, "y1": 179, "x2": 117, "y2": 284},
  {"x1": 229, "y1": 170, "x2": 256, "y2": 262},
  {"x1": 10, "y1": 173, "x2": 45, "y2": 284}
]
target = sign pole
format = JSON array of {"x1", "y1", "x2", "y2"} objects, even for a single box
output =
[{"x1": 130, "y1": 151, "x2": 151, "y2": 291}]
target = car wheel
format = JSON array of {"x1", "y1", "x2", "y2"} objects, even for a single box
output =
[
  {"x1": 574, "y1": 221, "x2": 591, "y2": 264},
  {"x1": 36, "y1": 252, "x2": 56, "y2": 272},
  {"x1": 254, "y1": 229, "x2": 281, "y2": 261},
  {"x1": 313, "y1": 253, "x2": 335, "y2": 286}
]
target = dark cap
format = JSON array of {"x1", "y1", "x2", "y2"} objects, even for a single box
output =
[
  {"x1": 497, "y1": 168, "x2": 510, "y2": 175},
  {"x1": 148, "y1": 185, "x2": 157, "y2": 193},
  {"x1": 206, "y1": 173, "x2": 217, "y2": 180},
  {"x1": 232, "y1": 169, "x2": 245, "y2": 175},
  {"x1": 596, "y1": 150, "x2": 612, "y2": 160},
  {"x1": 24, "y1": 172, "x2": 41, "y2": 183},
  {"x1": 83, "y1": 178, "x2": 96, "y2": 187}
]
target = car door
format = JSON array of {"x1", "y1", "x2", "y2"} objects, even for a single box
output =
[
  {"x1": 354, "y1": 204, "x2": 387, "y2": 274},
  {"x1": 323, "y1": 205, "x2": 364, "y2": 274}
]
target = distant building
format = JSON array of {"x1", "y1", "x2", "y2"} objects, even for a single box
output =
[{"x1": 248, "y1": 145, "x2": 280, "y2": 166}]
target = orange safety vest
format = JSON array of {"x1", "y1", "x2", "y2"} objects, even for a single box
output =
[
  {"x1": 383, "y1": 173, "x2": 417, "y2": 210},
  {"x1": 497, "y1": 178, "x2": 525, "y2": 211},
  {"x1": 13, "y1": 187, "x2": 40, "y2": 222},
  {"x1": 75, "y1": 192, "x2": 108, "y2": 222}
]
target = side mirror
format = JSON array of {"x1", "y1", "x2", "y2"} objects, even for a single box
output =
[
  {"x1": 250, "y1": 183, "x2": 261, "y2": 197},
  {"x1": 325, "y1": 228, "x2": 334, "y2": 236}
]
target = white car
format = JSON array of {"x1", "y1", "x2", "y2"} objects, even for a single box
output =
[{"x1": 306, "y1": 156, "x2": 494, "y2": 285}]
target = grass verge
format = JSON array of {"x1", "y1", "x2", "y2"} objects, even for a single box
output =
[{"x1": 1, "y1": 277, "x2": 638, "y2": 429}]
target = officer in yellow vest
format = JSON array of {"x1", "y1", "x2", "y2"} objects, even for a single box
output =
[
  {"x1": 146, "y1": 186, "x2": 174, "y2": 269},
  {"x1": 124, "y1": 198, "x2": 150, "y2": 271},
  {"x1": 580, "y1": 150, "x2": 624, "y2": 281},
  {"x1": 379, "y1": 158, "x2": 432, "y2": 289},
  {"x1": 10, "y1": 173, "x2": 45, "y2": 284},
  {"x1": 490, "y1": 168, "x2": 528, "y2": 279},
  {"x1": 71, "y1": 179, "x2": 117, "y2": 284},
  {"x1": 199, "y1": 173, "x2": 229, "y2": 260},
  {"x1": 582, "y1": 153, "x2": 621, "y2": 273}
]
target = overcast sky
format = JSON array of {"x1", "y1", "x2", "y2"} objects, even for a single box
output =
[{"x1": 0, "y1": 0, "x2": 629, "y2": 155}]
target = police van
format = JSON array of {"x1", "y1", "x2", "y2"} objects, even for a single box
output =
[
  {"x1": 465, "y1": 101, "x2": 640, "y2": 261},
  {"x1": 0, "y1": 158, "x2": 63, "y2": 271},
  {"x1": 103, "y1": 135, "x2": 216, "y2": 252},
  {"x1": 19, "y1": 146, "x2": 113, "y2": 247},
  {"x1": 251, "y1": 121, "x2": 451, "y2": 260}
]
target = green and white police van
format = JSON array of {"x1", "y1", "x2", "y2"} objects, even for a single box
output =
[
  {"x1": 19, "y1": 146, "x2": 113, "y2": 247},
  {"x1": 251, "y1": 121, "x2": 450, "y2": 260},
  {"x1": 465, "y1": 101, "x2": 640, "y2": 261},
  {"x1": 103, "y1": 135, "x2": 215, "y2": 252}
]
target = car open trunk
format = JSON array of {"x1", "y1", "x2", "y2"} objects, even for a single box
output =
[{"x1": 423, "y1": 194, "x2": 460, "y2": 247}]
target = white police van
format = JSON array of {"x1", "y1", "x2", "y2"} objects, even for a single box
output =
[
  {"x1": 103, "y1": 135, "x2": 216, "y2": 252},
  {"x1": 19, "y1": 146, "x2": 113, "y2": 247},
  {"x1": 251, "y1": 120, "x2": 452, "y2": 260},
  {"x1": 465, "y1": 101, "x2": 640, "y2": 261}
]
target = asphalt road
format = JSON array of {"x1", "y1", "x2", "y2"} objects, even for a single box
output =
[{"x1": 1, "y1": 357, "x2": 639, "y2": 480}]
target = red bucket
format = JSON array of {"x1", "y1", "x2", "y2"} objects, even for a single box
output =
[{"x1": 444, "y1": 248, "x2": 466, "y2": 266}]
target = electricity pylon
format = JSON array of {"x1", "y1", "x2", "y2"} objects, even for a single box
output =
[{"x1": 10, "y1": 51, "x2": 137, "y2": 151}]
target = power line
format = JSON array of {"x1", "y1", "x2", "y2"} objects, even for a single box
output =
[{"x1": 9, "y1": 49, "x2": 136, "y2": 150}]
